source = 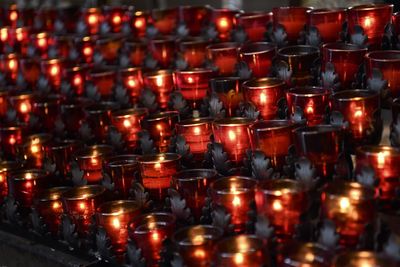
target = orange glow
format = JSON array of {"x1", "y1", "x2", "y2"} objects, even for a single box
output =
[
  {"x1": 52, "y1": 202, "x2": 61, "y2": 210},
  {"x1": 232, "y1": 195, "x2": 241, "y2": 207},
  {"x1": 79, "y1": 202, "x2": 86, "y2": 210},
  {"x1": 112, "y1": 217, "x2": 121, "y2": 229},
  {"x1": 50, "y1": 65, "x2": 60, "y2": 76},
  {"x1": 19, "y1": 102, "x2": 30, "y2": 113},
  {"x1": 363, "y1": 16, "x2": 375, "y2": 29},
  {"x1": 339, "y1": 197, "x2": 350, "y2": 212},
  {"x1": 112, "y1": 15, "x2": 122, "y2": 25},
  {"x1": 354, "y1": 109, "x2": 363, "y2": 119},
  {"x1": 135, "y1": 18, "x2": 145, "y2": 29},
  {"x1": 234, "y1": 253, "x2": 244, "y2": 264},
  {"x1": 16, "y1": 29, "x2": 24, "y2": 41},
  {"x1": 0, "y1": 174, "x2": 4, "y2": 183},
  {"x1": 73, "y1": 75, "x2": 82, "y2": 86},
  {"x1": 123, "y1": 119, "x2": 132, "y2": 128},
  {"x1": 83, "y1": 46, "x2": 93, "y2": 56},
  {"x1": 155, "y1": 162, "x2": 161, "y2": 170},
  {"x1": 377, "y1": 151, "x2": 389, "y2": 168},
  {"x1": 88, "y1": 14, "x2": 99, "y2": 25},
  {"x1": 0, "y1": 28, "x2": 8, "y2": 42},
  {"x1": 8, "y1": 59, "x2": 17, "y2": 71},
  {"x1": 127, "y1": 77, "x2": 137, "y2": 88},
  {"x1": 30, "y1": 144, "x2": 40, "y2": 154},
  {"x1": 259, "y1": 92, "x2": 267, "y2": 104},
  {"x1": 25, "y1": 181, "x2": 32, "y2": 188},
  {"x1": 25, "y1": 173, "x2": 33, "y2": 179},
  {"x1": 187, "y1": 76, "x2": 194, "y2": 84},
  {"x1": 91, "y1": 157, "x2": 99, "y2": 166},
  {"x1": 9, "y1": 11, "x2": 18, "y2": 22},
  {"x1": 228, "y1": 130, "x2": 236, "y2": 141},
  {"x1": 9, "y1": 136, "x2": 16, "y2": 145},
  {"x1": 193, "y1": 127, "x2": 201, "y2": 135},
  {"x1": 272, "y1": 200, "x2": 283, "y2": 211},
  {"x1": 155, "y1": 76, "x2": 164, "y2": 87},
  {"x1": 151, "y1": 231, "x2": 160, "y2": 242},
  {"x1": 218, "y1": 17, "x2": 230, "y2": 30},
  {"x1": 306, "y1": 105, "x2": 314, "y2": 114},
  {"x1": 194, "y1": 249, "x2": 206, "y2": 259},
  {"x1": 37, "y1": 38, "x2": 47, "y2": 48}
]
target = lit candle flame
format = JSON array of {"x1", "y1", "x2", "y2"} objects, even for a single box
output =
[
  {"x1": 156, "y1": 76, "x2": 164, "y2": 87},
  {"x1": 37, "y1": 38, "x2": 46, "y2": 48},
  {"x1": 123, "y1": 119, "x2": 132, "y2": 128},
  {"x1": 112, "y1": 217, "x2": 121, "y2": 229},
  {"x1": 339, "y1": 197, "x2": 350, "y2": 212},
  {"x1": 193, "y1": 127, "x2": 201, "y2": 135},
  {"x1": 135, "y1": 18, "x2": 144, "y2": 29},
  {"x1": 272, "y1": 200, "x2": 283, "y2": 211},
  {"x1": 50, "y1": 65, "x2": 60, "y2": 76},
  {"x1": 20, "y1": 102, "x2": 29, "y2": 113},
  {"x1": 112, "y1": 15, "x2": 122, "y2": 25},
  {"x1": 52, "y1": 202, "x2": 61, "y2": 210},
  {"x1": 377, "y1": 151, "x2": 389, "y2": 168},
  {"x1": 218, "y1": 17, "x2": 229, "y2": 30},
  {"x1": 127, "y1": 78, "x2": 136, "y2": 88},
  {"x1": 79, "y1": 202, "x2": 86, "y2": 210},
  {"x1": 73, "y1": 75, "x2": 82, "y2": 86},
  {"x1": 259, "y1": 92, "x2": 267, "y2": 104},
  {"x1": 228, "y1": 130, "x2": 236, "y2": 141},
  {"x1": 8, "y1": 59, "x2": 17, "y2": 70},
  {"x1": 194, "y1": 249, "x2": 206, "y2": 258},
  {"x1": 0, "y1": 29, "x2": 8, "y2": 42},
  {"x1": 10, "y1": 11, "x2": 18, "y2": 22},
  {"x1": 234, "y1": 253, "x2": 244, "y2": 264},
  {"x1": 83, "y1": 47, "x2": 93, "y2": 56},
  {"x1": 88, "y1": 14, "x2": 98, "y2": 25}
]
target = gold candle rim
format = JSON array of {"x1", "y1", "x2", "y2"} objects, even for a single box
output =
[
  {"x1": 294, "y1": 125, "x2": 342, "y2": 136},
  {"x1": 48, "y1": 139, "x2": 82, "y2": 151},
  {"x1": 307, "y1": 7, "x2": 347, "y2": 15},
  {"x1": 211, "y1": 176, "x2": 257, "y2": 195},
  {"x1": 278, "y1": 45, "x2": 320, "y2": 58},
  {"x1": 35, "y1": 186, "x2": 71, "y2": 202},
  {"x1": 174, "y1": 168, "x2": 218, "y2": 182},
  {"x1": 172, "y1": 225, "x2": 224, "y2": 246},
  {"x1": 332, "y1": 89, "x2": 379, "y2": 102},
  {"x1": 174, "y1": 68, "x2": 215, "y2": 75},
  {"x1": 206, "y1": 42, "x2": 239, "y2": 51},
  {"x1": 11, "y1": 169, "x2": 48, "y2": 181},
  {"x1": 216, "y1": 234, "x2": 264, "y2": 256},
  {"x1": 85, "y1": 101, "x2": 119, "y2": 114},
  {"x1": 287, "y1": 86, "x2": 331, "y2": 97},
  {"x1": 107, "y1": 154, "x2": 139, "y2": 168},
  {"x1": 237, "y1": 11, "x2": 272, "y2": 20},
  {"x1": 242, "y1": 77, "x2": 285, "y2": 89},
  {"x1": 348, "y1": 3, "x2": 393, "y2": 12},
  {"x1": 365, "y1": 50, "x2": 400, "y2": 63},
  {"x1": 130, "y1": 212, "x2": 176, "y2": 234},
  {"x1": 62, "y1": 185, "x2": 106, "y2": 201},
  {"x1": 177, "y1": 117, "x2": 214, "y2": 127},
  {"x1": 258, "y1": 179, "x2": 305, "y2": 195},
  {"x1": 145, "y1": 110, "x2": 180, "y2": 122},
  {"x1": 239, "y1": 42, "x2": 276, "y2": 56},
  {"x1": 250, "y1": 119, "x2": 296, "y2": 132},
  {"x1": 332, "y1": 251, "x2": 397, "y2": 267},
  {"x1": 0, "y1": 160, "x2": 20, "y2": 172},
  {"x1": 323, "y1": 181, "x2": 375, "y2": 201},
  {"x1": 111, "y1": 107, "x2": 149, "y2": 118},
  {"x1": 138, "y1": 153, "x2": 181, "y2": 164},
  {"x1": 213, "y1": 117, "x2": 254, "y2": 127},
  {"x1": 280, "y1": 241, "x2": 330, "y2": 265},
  {"x1": 356, "y1": 145, "x2": 400, "y2": 157},
  {"x1": 97, "y1": 200, "x2": 141, "y2": 216},
  {"x1": 322, "y1": 42, "x2": 368, "y2": 52},
  {"x1": 75, "y1": 144, "x2": 114, "y2": 159}
]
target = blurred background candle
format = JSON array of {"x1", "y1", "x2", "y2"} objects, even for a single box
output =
[
  {"x1": 88, "y1": 67, "x2": 117, "y2": 99},
  {"x1": 19, "y1": 133, "x2": 52, "y2": 169},
  {"x1": 250, "y1": 120, "x2": 296, "y2": 170},
  {"x1": 212, "y1": 117, "x2": 254, "y2": 164},
  {"x1": 144, "y1": 70, "x2": 174, "y2": 109},
  {"x1": 306, "y1": 8, "x2": 347, "y2": 43},
  {"x1": 211, "y1": 176, "x2": 257, "y2": 233},
  {"x1": 129, "y1": 212, "x2": 176, "y2": 267},
  {"x1": 173, "y1": 169, "x2": 218, "y2": 220},
  {"x1": 322, "y1": 43, "x2": 367, "y2": 89},
  {"x1": 74, "y1": 36, "x2": 96, "y2": 64},
  {"x1": 19, "y1": 57, "x2": 41, "y2": 86},
  {"x1": 178, "y1": 6, "x2": 210, "y2": 37},
  {"x1": 239, "y1": 42, "x2": 276, "y2": 78},
  {"x1": 149, "y1": 36, "x2": 176, "y2": 68},
  {"x1": 84, "y1": 102, "x2": 119, "y2": 143},
  {"x1": 124, "y1": 38, "x2": 147, "y2": 67},
  {"x1": 273, "y1": 7, "x2": 311, "y2": 45},
  {"x1": 96, "y1": 200, "x2": 141, "y2": 257},
  {"x1": 75, "y1": 145, "x2": 114, "y2": 183},
  {"x1": 256, "y1": 179, "x2": 307, "y2": 240},
  {"x1": 0, "y1": 53, "x2": 19, "y2": 84},
  {"x1": 32, "y1": 95, "x2": 62, "y2": 131},
  {"x1": 209, "y1": 77, "x2": 244, "y2": 117},
  {"x1": 119, "y1": 67, "x2": 144, "y2": 104},
  {"x1": 175, "y1": 118, "x2": 213, "y2": 160},
  {"x1": 64, "y1": 64, "x2": 90, "y2": 96},
  {"x1": 31, "y1": 32, "x2": 53, "y2": 58},
  {"x1": 179, "y1": 38, "x2": 209, "y2": 68},
  {"x1": 332, "y1": 90, "x2": 382, "y2": 153},
  {"x1": 173, "y1": 225, "x2": 223, "y2": 267},
  {"x1": 347, "y1": 4, "x2": 393, "y2": 49},
  {"x1": 41, "y1": 58, "x2": 63, "y2": 90},
  {"x1": 62, "y1": 185, "x2": 106, "y2": 237},
  {"x1": 321, "y1": 181, "x2": 375, "y2": 248},
  {"x1": 138, "y1": 153, "x2": 181, "y2": 202},
  {"x1": 45, "y1": 139, "x2": 81, "y2": 178},
  {"x1": 132, "y1": 11, "x2": 149, "y2": 38},
  {"x1": 206, "y1": 42, "x2": 239, "y2": 76},
  {"x1": 83, "y1": 7, "x2": 102, "y2": 35},
  {"x1": 0, "y1": 161, "x2": 20, "y2": 203},
  {"x1": 103, "y1": 6, "x2": 131, "y2": 33},
  {"x1": 33, "y1": 187, "x2": 70, "y2": 235},
  {"x1": 236, "y1": 11, "x2": 272, "y2": 42},
  {"x1": 286, "y1": 87, "x2": 330, "y2": 126},
  {"x1": 151, "y1": 7, "x2": 178, "y2": 35},
  {"x1": 214, "y1": 235, "x2": 267, "y2": 267},
  {"x1": 293, "y1": 125, "x2": 343, "y2": 178},
  {"x1": 210, "y1": 8, "x2": 240, "y2": 42},
  {"x1": 8, "y1": 92, "x2": 33, "y2": 123},
  {"x1": 243, "y1": 77, "x2": 286, "y2": 120},
  {"x1": 143, "y1": 111, "x2": 180, "y2": 152},
  {"x1": 277, "y1": 241, "x2": 332, "y2": 267},
  {"x1": 332, "y1": 251, "x2": 397, "y2": 267},
  {"x1": 0, "y1": 125, "x2": 23, "y2": 159}
]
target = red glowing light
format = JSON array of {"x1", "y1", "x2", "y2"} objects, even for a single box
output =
[
  {"x1": 9, "y1": 11, "x2": 18, "y2": 22},
  {"x1": 83, "y1": 46, "x2": 93, "y2": 56}
]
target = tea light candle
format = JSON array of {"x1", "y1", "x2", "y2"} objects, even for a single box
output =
[
  {"x1": 143, "y1": 70, "x2": 174, "y2": 109},
  {"x1": 75, "y1": 145, "x2": 114, "y2": 183},
  {"x1": 0, "y1": 125, "x2": 23, "y2": 159},
  {"x1": 273, "y1": 7, "x2": 311, "y2": 44},
  {"x1": 0, "y1": 27, "x2": 11, "y2": 50},
  {"x1": 306, "y1": 8, "x2": 347, "y2": 43},
  {"x1": 32, "y1": 95, "x2": 62, "y2": 131},
  {"x1": 64, "y1": 64, "x2": 90, "y2": 96},
  {"x1": 75, "y1": 36, "x2": 96, "y2": 64},
  {"x1": 172, "y1": 225, "x2": 223, "y2": 267},
  {"x1": 236, "y1": 12, "x2": 273, "y2": 42},
  {"x1": 31, "y1": 32, "x2": 53, "y2": 58},
  {"x1": 286, "y1": 87, "x2": 331, "y2": 126},
  {"x1": 62, "y1": 185, "x2": 106, "y2": 237},
  {"x1": 83, "y1": 8, "x2": 102, "y2": 35},
  {"x1": 332, "y1": 251, "x2": 397, "y2": 267},
  {"x1": 8, "y1": 92, "x2": 34, "y2": 123},
  {"x1": 214, "y1": 235, "x2": 266, "y2": 267},
  {"x1": 239, "y1": 42, "x2": 276, "y2": 78},
  {"x1": 41, "y1": 58, "x2": 63, "y2": 90},
  {"x1": 293, "y1": 125, "x2": 343, "y2": 178},
  {"x1": 129, "y1": 212, "x2": 176, "y2": 267},
  {"x1": 149, "y1": 36, "x2": 176, "y2": 68},
  {"x1": 347, "y1": 4, "x2": 393, "y2": 49},
  {"x1": 277, "y1": 241, "x2": 332, "y2": 267},
  {"x1": 0, "y1": 53, "x2": 19, "y2": 84},
  {"x1": 132, "y1": 11, "x2": 149, "y2": 38},
  {"x1": 104, "y1": 155, "x2": 139, "y2": 198},
  {"x1": 242, "y1": 77, "x2": 286, "y2": 120},
  {"x1": 151, "y1": 8, "x2": 178, "y2": 35},
  {"x1": 103, "y1": 6, "x2": 129, "y2": 33},
  {"x1": 12, "y1": 27, "x2": 30, "y2": 53},
  {"x1": 174, "y1": 69, "x2": 214, "y2": 109},
  {"x1": 212, "y1": 117, "x2": 254, "y2": 164},
  {"x1": 322, "y1": 43, "x2": 367, "y2": 89},
  {"x1": 138, "y1": 153, "x2": 181, "y2": 202},
  {"x1": 125, "y1": 38, "x2": 147, "y2": 66},
  {"x1": 206, "y1": 42, "x2": 239, "y2": 76},
  {"x1": 88, "y1": 67, "x2": 117, "y2": 99},
  {"x1": 96, "y1": 35, "x2": 124, "y2": 64},
  {"x1": 321, "y1": 181, "x2": 375, "y2": 247},
  {"x1": 211, "y1": 176, "x2": 257, "y2": 233},
  {"x1": 211, "y1": 9, "x2": 240, "y2": 42},
  {"x1": 6, "y1": 5, "x2": 19, "y2": 28},
  {"x1": 0, "y1": 161, "x2": 20, "y2": 203},
  {"x1": 84, "y1": 102, "x2": 119, "y2": 143},
  {"x1": 119, "y1": 67, "x2": 144, "y2": 104},
  {"x1": 250, "y1": 120, "x2": 296, "y2": 170},
  {"x1": 143, "y1": 111, "x2": 180, "y2": 152},
  {"x1": 34, "y1": 187, "x2": 70, "y2": 235},
  {"x1": 256, "y1": 179, "x2": 307, "y2": 240},
  {"x1": 179, "y1": 38, "x2": 209, "y2": 68},
  {"x1": 175, "y1": 118, "x2": 213, "y2": 160},
  {"x1": 111, "y1": 108, "x2": 148, "y2": 150},
  {"x1": 173, "y1": 169, "x2": 218, "y2": 220},
  {"x1": 19, "y1": 57, "x2": 41, "y2": 86},
  {"x1": 178, "y1": 6, "x2": 210, "y2": 36},
  {"x1": 20, "y1": 133, "x2": 52, "y2": 169},
  {"x1": 331, "y1": 90, "x2": 382, "y2": 153},
  {"x1": 96, "y1": 200, "x2": 141, "y2": 256},
  {"x1": 355, "y1": 146, "x2": 400, "y2": 201},
  {"x1": 209, "y1": 77, "x2": 244, "y2": 117},
  {"x1": 45, "y1": 139, "x2": 81, "y2": 178}
]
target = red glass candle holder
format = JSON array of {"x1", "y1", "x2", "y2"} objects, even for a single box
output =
[
  {"x1": 277, "y1": 45, "x2": 320, "y2": 86},
  {"x1": 61, "y1": 98, "x2": 93, "y2": 135},
  {"x1": 103, "y1": 6, "x2": 131, "y2": 33},
  {"x1": 119, "y1": 67, "x2": 144, "y2": 103},
  {"x1": 173, "y1": 169, "x2": 218, "y2": 220},
  {"x1": 347, "y1": 4, "x2": 393, "y2": 49},
  {"x1": 143, "y1": 111, "x2": 180, "y2": 152},
  {"x1": 211, "y1": 176, "x2": 257, "y2": 233},
  {"x1": 111, "y1": 108, "x2": 148, "y2": 150},
  {"x1": 209, "y1": 77, "x2": 244, "y2": 117},
  {"x1": 355, "y1": 146, "x2": 400, "y2": 202},
  {"x1": 75, "y1": 145, "x2": 114, "y2": 183},
  {"x1": 8, "y1": 92, "x2": 34, "y2": 123},
  {"x1": 143, "y1": 70, "x2": 174, "y2": 109},
  {"x1": 31, "y1": 32, "x2": 54, "y2": 58},
  {"x1": 0, "y1": 125, "x2": 23, "y2": 158},
  {"x1": 206, "y1": 42, "x2": 239, "y2": 76},
  {"x1": 104, "y1": 155, "x2": 139, "y2": 198},
  {"x1": 286, "y1": 87, "x2": 331, "y2": 126},
  {"x1": 0, "y1": 161, "x2": 21, "y2": 203},
  {"x1": 214, "y1": 235, "x2": 267, "y2": 267},
  {"x1": 149, "y1": 36, "x2": 176, "y2": 68},
  {"x1": 82, "y1": 7, "x2": 103, "y2": 35},
  {"x1": 365, "y1": 50, "x2": 400, "y2": 98},
  {"x1": 172, "y1": 225, "x2": 223, "y2": 267},
  {"x1": 19, "y1": 133, "x2": 52, "y2": 169},
  {"x1": 151, "y1": 8, "x2": 178, "y2": 35},
  {"x1": 322, "y1": 43, "x2": 367, "y2": 89},
  {"x1": 211, "y1": 9, "x2": 240, "y2": 42},
  {"x1": 0, "y1": 53, "x2": 19, "y2": 84},
  {"x1": 89, "y1": 67, "x2": 117, "y2": 99},
  {"x1": 321, "y1": 181, "x2": 375, "y2": 247},
  {"x1": 0, "y1": 27, "x2": 11, "y2": 52},
  {"x1": 41, "y1": 58, "x2": 63, "y2": 89},
  {"x1": 9, "y1": 169, "x2": 50, "y2": 209},
  {"x1": 132, "y1": 11, "x2": 149, "y2": 38},
  {"x1": 52, "y1": 34, "x2": 75, "y2": 59},
  {"x1": 32, "y1": 95, "x2": 62, "y2": 131},
  {"x1": 45, "y1": 139, "x2": 81, "y2": 178},
  {"x1": 125, "y1": 38, "x2": 147, "y2": 66},
  {"x1": 13, "y1": 27, "x2": 30, "y2": 53},
  {"x1": 174, "y1": 69, "x2": 214, "y2": 109},
  {"x1": 129, "y1": 212, "x2": 176, "y2": 267},
  {"x1": 243, "y1": 77, "x2": 286, "y2": 120},
  {"x1": 179, "y1": 38, "x2": 209, "y2": 68},
  {"x1": 0, "y1": 90, "x2": 9, "y2": 118},
  {"x1": 96, "y1": 200, "x2": 141, "y2": 256},
  {"x1": 64, "y1": 64, "x2": 90, "y2": 96},
  {"x1": 256, "y1": 179, "x2": 307, "y2": 240},
  {"x1": 306, "y1": 8, "x2": 347, "y2": 43},
  {"x1": 96, "y1": 35, "x2": 124, "y2": 64},
  {"x1": 175, "y1": 118, "x2": 213, "y2": 160},
  {"x1": 236, "y1": 12, "x2": 273, "y2": 42},
  {"x1": 19, "y1": 57, "x2": 41, "y2": 86},
  {"x1": 273, "y1": 7, "x2": 311, "y2": 44},
  {"x1": 331, "y1": 90, "x2": 382, "y2": 153},
  {"x1": 33, "y1": 187, "x2": 70, "y2": 235},
  {"x1": 74, "y1": 35, "x2": 97, "y2": 64},
  {"x1": 332, "y1": 251, "x2": 397, "y2": 267},
  {"x1": 84, "y1": 101, "x2": 119, "y2": 142},
  {"x1": 293, "y1": 125, "x2": 343, "y2": 177},
  {"x1": 37, "y1": 8, "x2": 58, "y2": 32},
  {"x1": 178, "y1": 6, "x2": 210, "y2": 36},
  {"x1": 212, "y1": 117, "x2": 254, "y2": 164},
  {"x1": 62, "y1": 185, "x2": 106, "y2": 237},
  {"x1": 239, "y1": 42, "x2": 276, "y2": 78},
  {"x1": 249, "y1": 120, "x2": 296, "y2": 170},
  {"x1": 277, "y1": 241, "x2": 332, "y2": 267},
  {"x1": 5, "y1": 5, "x2": 20, "y2": 28},
  {"x1": 138, "y1": 153, "x2": 181, "y2": 202}
]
